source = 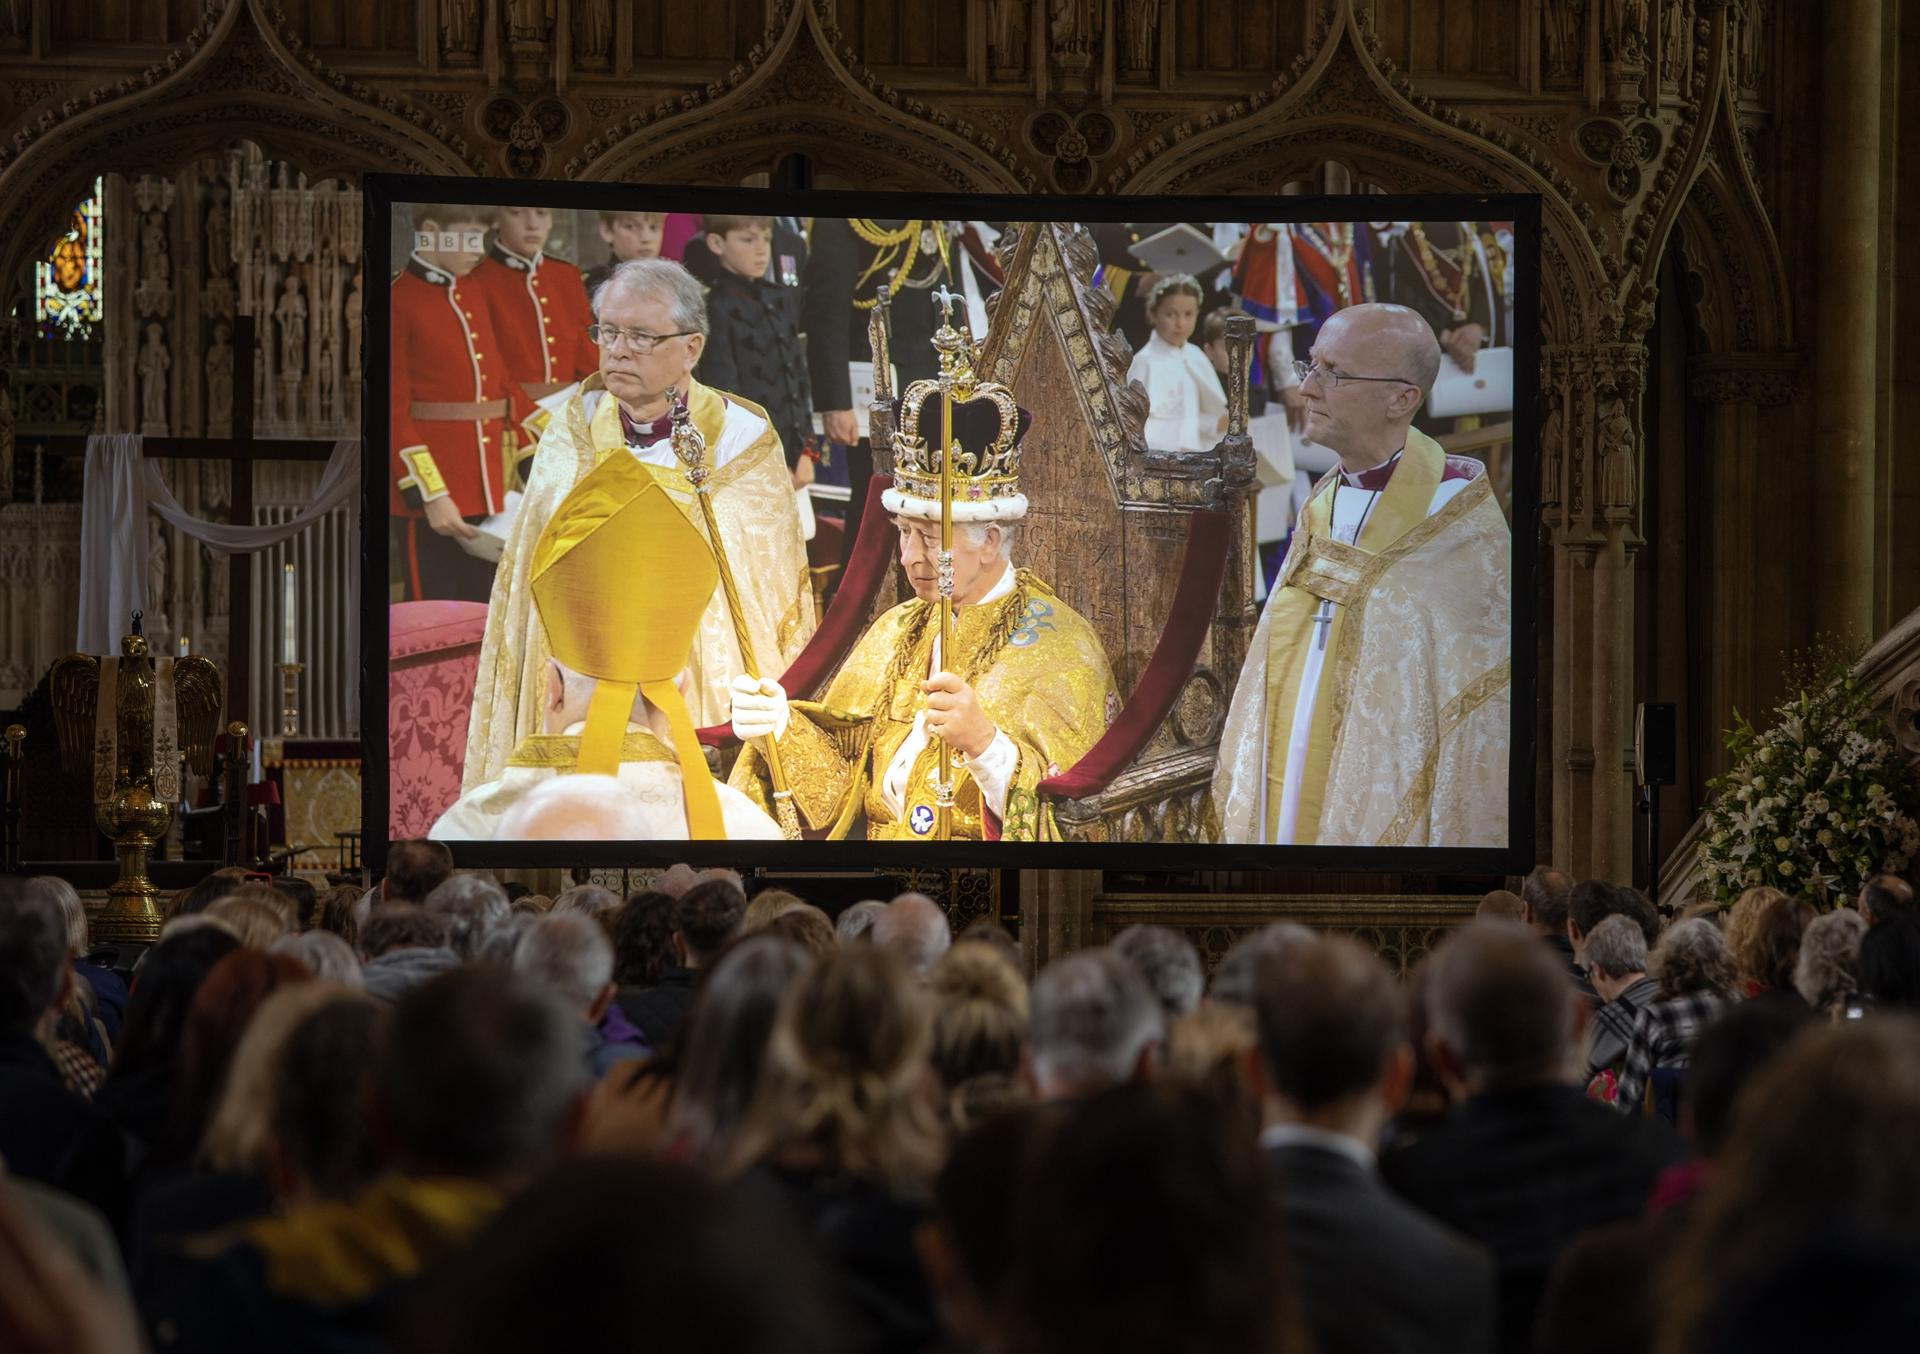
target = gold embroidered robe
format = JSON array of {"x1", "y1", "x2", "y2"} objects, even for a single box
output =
[
  {"x1": 461, "y1": 375, "x2": 816, "y2": 791},
  {"x1": 1212, "y1": 429, "x2": 1511, "y2": 847},
  {"x1": 729, "y1": 570, "x2": 1117, "y2": 841}
]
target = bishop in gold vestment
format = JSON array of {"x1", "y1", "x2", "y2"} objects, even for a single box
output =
[
  {"x1": 1213, "y1": 303, "x2": 1511, "y2": 848},
  {"x1": 727, "y1": 308, "x2": 1116, "y2": 841},
  {"x1": 461, "y1": 259, "x2": 815, "y2": 792}
]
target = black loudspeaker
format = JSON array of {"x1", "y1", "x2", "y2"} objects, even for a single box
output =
[{"x1": 1635, "y1": 703, "x2": 1677, "y2": 787}]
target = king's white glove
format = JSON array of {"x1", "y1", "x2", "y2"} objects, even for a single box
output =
[{"x1": 729, "y1": 674, "x2": 790, "y2": 743}]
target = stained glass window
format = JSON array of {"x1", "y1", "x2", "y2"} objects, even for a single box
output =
[{"x1": 35, "y1": 177, "x2": 103, "y2": 341}]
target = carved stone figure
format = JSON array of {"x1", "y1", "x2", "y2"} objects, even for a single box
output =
[
  {"x1": 1603, "y1": 0, "x2": 1649, "y2": 63},
  {"x1": 507, "y1": 0, "x2": 554, "y2": 43},
  {"x1": 4, "y1": 1, "x2": 29, "y2": 40},
  {"x1": 206, "y1": 322, "x2": 234, "y2": 437},
  {"x1": 276, "y1": 275, "x2": 307, "y2": 379},
  {"x1": 140, "y1": 210, "x2": 169, "y2": 286},
  {"x1": 1598, "y1": 397, "x2": 1636, "y2": 510},
  {"x1": 203, "y1": 543, "x2": 228, "y2": 619},
  {"x1": 317, "y1": 338, "x2": 337, "y2": 423},
  {"x1": 146, "y1": 519, "x2": 169, "y2": 631},
  {"x1": 1049, "y1": 0, "x2": 1099, "y2": 61},
  {"x1": 1540, "y1": 395, "x2": 1564, "y2": 505},
  {"x1": 344, "y1": 269, "x2": 363, "y2": 378},
  {"x1": 1739, "y1": 0, "x2": 1768, "y2": 91},
  {"x1": 988, "y1": 0, "x2": 1028, "y2": 71},
  {"x1": 138, "y1": 324, "x2": 171, "y2": 432},
  {"x1": 1544, "y1": 0, "x2": 1587, "y2": 79},
  {"x1": 573, "y1": 0, "x2": 611, "y2": 65},
  {"x1": 1122, "y1": 0, "x2": 1158, "y2": 73},
  {"x1": 202, "y1": 274, "x2": 236, "y2": 322},
  {"x1": 316, "y1": 238, "x2": 337, "y2": 334},
  {"x1": 441, "y1": 0, "x2": 479, "y2": 59},
  {"x1": 205, "y1": 183, "x2": 232, "y2": 276}
]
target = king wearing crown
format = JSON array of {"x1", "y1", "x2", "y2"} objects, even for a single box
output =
[{"x1": 727, "y1": 293, "x2": 1117, "y2": 841}]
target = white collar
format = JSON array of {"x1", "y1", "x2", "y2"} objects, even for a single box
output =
[
  {"x1": 1258, "y1": 1122, "x2": 1376, "y2": 1169},
  {"x1": 1144, "y1": 332, "x2": 1190, "y2": 358},
  {"x1": 1338, "y1": 447, "x2": 1405, "y2": 489}
]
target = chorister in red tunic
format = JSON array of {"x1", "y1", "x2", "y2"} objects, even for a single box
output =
[
  {"x1": 388, "y1": 254, "x2": 535, "y2": 521},
  {"x1": 467, "y1": 241, "x2": 601, "y2": 403}
]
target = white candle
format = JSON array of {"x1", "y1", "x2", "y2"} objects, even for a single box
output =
[
  {"x1": 178, "y1": 634, "x2": 189, "y2": 657},
  {"x1": 282, "y1": 563, "x2": 297, "y2": 664}
]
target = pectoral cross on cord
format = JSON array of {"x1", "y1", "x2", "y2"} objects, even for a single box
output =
[
  {"x1": 1313, "y1": 476, "x2": 1383, "y2": 653},
  {"x1": 1311, "y1": 601, "x2": 1334, "y2": 651}
]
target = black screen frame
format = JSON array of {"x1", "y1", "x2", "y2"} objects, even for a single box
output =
[{"x1": 361, "y1": 174, "x2": 1541, "y2": 876}]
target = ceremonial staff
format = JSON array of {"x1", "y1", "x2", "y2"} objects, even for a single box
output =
[
  {"x1": 929, "y1": 287, "x2": 965, "y2": 841},
  {"x1": 669, "y1": 391, "x2": 802, "y2": 840}
]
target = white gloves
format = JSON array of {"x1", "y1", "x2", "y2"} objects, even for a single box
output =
[{"x1": 729, "y1": 674, "x2": 790, "y2": 743}]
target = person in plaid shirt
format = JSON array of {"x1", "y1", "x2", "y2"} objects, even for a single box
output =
[
  {"x1": 1583, "y1": 914, "x2": 1660, "y2": 1082},
  {"x1": 1613, "y1": 917, "x2": 1739, "y2": 1116}
]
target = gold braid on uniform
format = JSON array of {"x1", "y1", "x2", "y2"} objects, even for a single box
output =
[{"x1": 851, "y1": 219, "x2": 922, "y2": 308}]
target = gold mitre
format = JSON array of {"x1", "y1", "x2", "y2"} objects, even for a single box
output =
[
  {"x1": 529, "y1": 453, "x2": 724, "y2": 839},
  {"x1": 884, "y1": 296, "x2": 1033, "y2": 524}
]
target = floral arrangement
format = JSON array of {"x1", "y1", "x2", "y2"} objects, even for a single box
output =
[{"x1": 1702, "y1": 643, "x2": 1920, "y2": 907}]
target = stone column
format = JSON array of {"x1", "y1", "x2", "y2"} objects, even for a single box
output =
[
  {"x1": 0, "y1": 315, "x2": 18, "y2": 507},
  {"x1": 1812, "y1": 0, "x2": 1884, "y2": 638}
]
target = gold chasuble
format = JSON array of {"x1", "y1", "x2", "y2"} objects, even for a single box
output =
[
  {"x1": 1212, "y1": 429, "x2": 1510, "y2": 847},
  {"x1": 729, "y1": 570, "x2": 1116, "y2": 841},
  {"x1": 461, "y1": 375, "x2": 815, "y2": 791}
]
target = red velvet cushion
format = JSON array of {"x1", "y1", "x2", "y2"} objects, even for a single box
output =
[{"x1": 388, "y1": 601, "x2": 489, "y2": 839}]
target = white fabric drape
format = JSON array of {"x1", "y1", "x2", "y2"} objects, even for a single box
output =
[{"x1": 77, "y1": 434, "x2": 361, "y2": 727}]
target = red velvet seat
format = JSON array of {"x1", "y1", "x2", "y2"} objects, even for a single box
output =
[{"x1": 388, "y1": 601, "x2": 488, "y2": 838}]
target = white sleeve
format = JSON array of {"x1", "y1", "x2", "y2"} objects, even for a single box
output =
[{"x1": 964, "y1": 729, "x2": 1020, "y2": 823}]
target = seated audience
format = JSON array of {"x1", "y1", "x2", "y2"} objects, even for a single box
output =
[
  {"x1": 1793, "y1": 907, "x2": 1867, "y2": 1018},
  {"x1": 317, "y1": 883, "x2": 364, "y2": 946},
  {"x1": 1731, "y1": 891, "x2": 1811, "y2": 1001},
  {"x1": 271, "y1": 929, "x2": 364, "y2": 987},
  {"x1": 743, "y1": 887, "x2": 810, "y2": 933},
  {"x1": 1856, "y1": 908, "x2": 1920, "y2": 1009},
  {"x1": 1613, "y1": 916, "x2": 1740, "y2": 1118},
  {"x1": 1535, "y1": 995, "x2": 1813, "y2": 1354},
  {"x1": 549, "y1": 884, "x2": 622, "y2": 932},
  {"x1": 512, "y1": 913, "x2": 650, "y2": 1077},
  {"x1": 625, "y1": 877, "x2": 748, "y2": 1049},
  {"x1": 1026, "y1": 949, "x2": 1165, "y2": 1101},
  {"x1": 1521, "y1": 865, "x2": 1598, "y2": 1005},
  {"x1": 765, "y1": 904, "x2": 837, "y2": 962},
  {"x1": 1254, "y1": 934, "x2": 1495, "y2": 1354},
  {"x1": 1380, "y1": 922, "x2": 1683, "y2": 1354},
  {"x1": 424, "y1": 874, "x2": 510, "y2": 959},
  {"x1": 1720, "y1": 885, "x2": 1787, "y2": 993},
  {"x1": 159, "y1": 949, "x2": 312, "y2": 1168},
  {"x1": 0, "y1": 879, "x2": 129, "y2": 1230},
  {"x1": 873, "y1": 893, "x2": 952, "y2": 976},
  {"x1": 1856, "y1": 871, "x2": 1915, "y2": 927},
  {"x1": 610, "y1": 890, "x2": 676, "y2": 1011},
  {"x1": 926, "y1": 941, "x2": 1030, "y2": 1131},
  {"x1": 724, "y1": 945, "x2": 944, "y2": 1353},
  {"x1": 28, "y1": 876, "x2": 126, "y2": 1048},
  {"x1": 835, "y1": 899, "x2": 889, "y2": 943},
  {"x1": 1654, "y1": 1015, "x2": 1920, "y2": 1354},
  {"x1": 1581, "y1": 913, "x2": 1659, "y2": 1084},
  {"x1": 1208, "y1": 921, "x2": 1314, "y2": 1007},
  {"x1": 1110, "y1": 924, "x2": 1204, "y2": 1020},
  {"x1": 357, "y1": 906, "x2": 460, "y2": 1004},
  {"x1": 158, "y1": 966, "x2": 589, "y2": 1351},
  {"x1": 1007, "y1": 1082, "x2": 1307, "y2": 1354},
  {"x1": 383, "y1": 839, "x2": 455, "y2": 904},
  {"x1": 204, "y1": 887, "x2": 295, "y2": 949}
]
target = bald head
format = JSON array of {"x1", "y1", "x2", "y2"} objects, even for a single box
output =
[
  {"x1": 1300, "y1": 304, "x2": 1443, "y2": 465},
  {"x1": 494, "y1": 774, "x2": 656, "y2": 841},
  {"x1": 1321, "y1": 303, "x2": 1442, "y2": 393},
  {"x1": 874, "y1": 893, "x2": 951, "y2": 974}
]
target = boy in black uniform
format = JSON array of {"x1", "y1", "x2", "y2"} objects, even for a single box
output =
[{"x1": 696, "y1": 214, "x2": 815, "y2": 489}]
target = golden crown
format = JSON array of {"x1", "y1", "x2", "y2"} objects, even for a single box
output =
[{"x1": 885, "y1": 288, "x2": 1027, "y2": 522}]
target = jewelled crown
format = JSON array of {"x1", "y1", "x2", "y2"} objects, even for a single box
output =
[{"x1": 883, "y1": 288, "x2": 1032, "y2": 524}]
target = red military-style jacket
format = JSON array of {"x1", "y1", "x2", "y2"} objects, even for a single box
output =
[
  {"x1": 389, "y1": 255, "x2": 536, "y2": 518},
  {"x1": 467, "y1": 241, "x2": 601, "y2": 401}
]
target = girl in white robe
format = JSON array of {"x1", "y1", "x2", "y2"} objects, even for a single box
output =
[{"x1": 1126, "y1": 273, "x2": 1228, "y2": 454}]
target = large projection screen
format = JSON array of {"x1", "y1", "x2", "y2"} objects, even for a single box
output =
[{"x1": 362, "y1": 178, "x2": 1539, "y2": 873}]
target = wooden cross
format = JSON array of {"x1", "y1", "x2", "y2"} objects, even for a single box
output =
[{"x1": 34, "y1": 317, "x2": 340, "y2": 723}]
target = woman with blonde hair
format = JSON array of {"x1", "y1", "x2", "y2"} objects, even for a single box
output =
[
  {"x1": 205, "y1": 883, "x2": 297, "y2": 949},
  {"x1": 742, "y1": 887, "x2": 808, "y2": 933},
  {"x1": 1721, "y1": 886, "x2": 1788, "y2": 994},
  {"x1": 927, "y1": 942, "x2": 1029, "y2": 1132}
]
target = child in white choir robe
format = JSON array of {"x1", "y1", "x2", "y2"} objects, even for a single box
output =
[{"x1": 1127, "y1": 273, "x2": 1228, "y2": 454}]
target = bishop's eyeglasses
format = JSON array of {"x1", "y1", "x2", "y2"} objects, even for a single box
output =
[
  {"x1": 587, "y1": 324, "x2": 697, "y2": 353},
  {"x1": 1293, "y1": 358, "x2": 1418, "y2": 389}
]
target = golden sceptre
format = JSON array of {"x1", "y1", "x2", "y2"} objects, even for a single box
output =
[
  {"x1": 929, "y1": 287, "x2": 970, "y2": 840},
  {"x1": 669, "y1": 388, "x2": 803, "y2": 840}
]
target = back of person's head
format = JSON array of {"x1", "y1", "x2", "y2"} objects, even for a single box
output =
[
  {"x1": 1522, "y1": 865, "x2": 1573, "y2": 932},
  {"x1": 1476, "y1": 888, "x2": 1526, "y2": 923},
  {"x1": 359, "y1": 904, "x2": 451, "y2": 960},
  {"x1": 928, "y1": 941, "x2": 1029, "y2": 1095},
  {"x1": 385, "y1": 838, "x2": 454, "y2": 903},
  {"x1": 671, "y1": 935, "x2": 811, "y2": 1165},
  {"x1": 550, "y1": 884, "x2": 622, "y2": 931},
  {"x1": 1426, "y1": 921, "x2": 1578, "y2": 1089},
  {"x1": 1723, "y1": 886, "x2": 1788, "y2": 973},
  {"x1": 168, "y1": 949, "x2": 313, "y2": 1159},
  {"x1": 1567, "y1": 879, "x2": 1660, "y2": 945},
  {"x1": 206, "y1": 885, "x2": 296, "y2": 948},
  {"x1": 271, "y1": 991, "x2": 391, "y2": 1198},
  {"x1": 611, "y1": 890, "x2": 676, "y2": 987},
  {"x1": 1008, "y1": 1082, "x2": 1296, "y2": 1354},
  {"x1": 270, "y1": 929, "x2": 363, "y2": 987},
  {"x1": 1209, "y1": 922, "x2": 1314, "y2": 1006},
  {"x1": 674, "y1": 877, "x2": 748, "y2": 964},
  {"x1": 742, "y1": 886, "x2": 807, "y2": 933},
  {"x1": 277, "y1": 876, "x2": 320, "y2": 931},
  {"x1": 1734, "y1": 892, "x2": 1811, "y2": 993},
  {"x1": 476, "y1": 911, "x2": 535, "y2": 966},
  {"x1": 1684, "y1": 996, "x2": 1815, "y2": 1157},
  {"x1": 200, "y1": 981, "x2": 341, "y2": 1174},
  {"x1": 512, "y1": 913, "x2": 615, "y2": 1018},
  {"x1": 1857, "y1": 873, "x2": 1915, "y2": 926},
  {"x1": 1028, "y1": 949, "x2": 1167, "y2": 1100},
  {"x1": 0, "y1": 879, "x2": 66, "y2": 1037},
  {"x1": 1255, "y1": 934, "x2": 1406, "y2": 1111},
  {"x1": 1163, "y1": 1004, "x2": 1259, "y2": 1134},
  {"x1": 765, "y1": 904, "x2": 837, "y2": 962},
  {"x1": 734, "y1": 943, "x2": 941, "y2": 1189},
  {"x1": 1584, "y1": 913, "x2": 1650, "y2": 983},
  {"x1": 835, "y1": 899, "x2": 888, "y2": 943},
  {"x1": 1657, "y1": 1016, "x2": 1920, "y2": 1354},
  {"x1": 425, "y1": 873, "x2": 510, "y2": 959},
  {"x1": 404, "y1": 1157, "x2": 850, "y2": 1354},
  {"x1": 181, "y1": 867, "x2": 245, "y2": 915},
  {"x1": 1110, "y1": 924, "x2": 1204, "y2": 1020},
  {"x1": 376, "y1": 964, "x2": 586, "y2": 1177},
  {"x1": 928, "y1": 1107, "x2": 1053, "y2": 1346},
  {"x1": 24, "y1": 875, "x2": 87, "y2": 957},
  {"x1": 955, "y1": 919, "x2": 1022, "y2": 970},
  {"x1": 651, "y1": 862, "x2": 701, "y2": 899},
  {"x1": 318, "y1": 883, "x2": 364, "y2": 945},
  {"x1": 1653, "y1": 916, "x2": 1739, "y2": 999},
  {"x1": 1858, "y1": 910, "x2": 1920, "y2": 1009},
  {"x1": 872, "y1": 893, "x2": 953, "y2": 974},
  {"x1": 107, "y1": 925, "x2": 242, "y2": 1082},
  {"x1": 1794, "y1": 908, "x2": 1868, "y2": 1015}
]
